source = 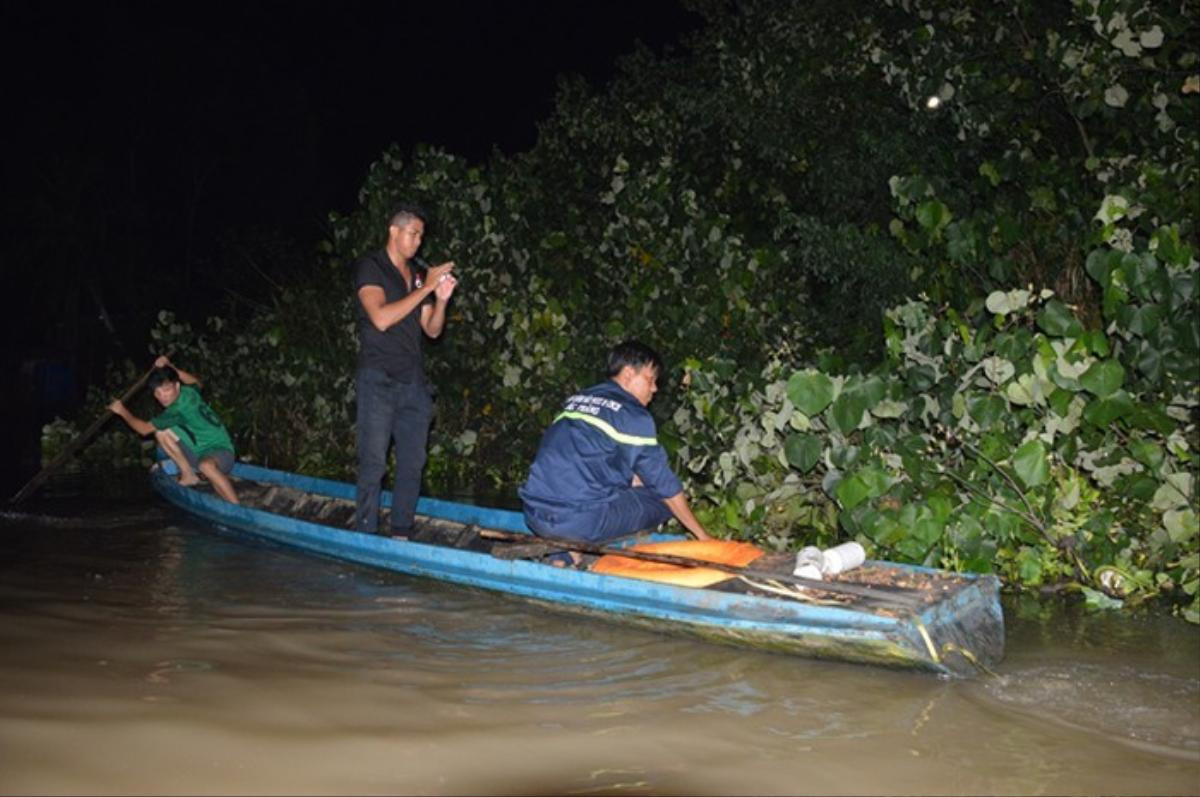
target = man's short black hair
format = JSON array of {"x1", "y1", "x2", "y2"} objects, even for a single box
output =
[
  {"x1": 147, "y1": 366, "x2": 180, "y2": 392},
  {"x1": 607, "y1": 340, "x2": 664, "y2": 378},
  {"x1": 388, "y1": 202, "x2": 428, "y2": 229}
]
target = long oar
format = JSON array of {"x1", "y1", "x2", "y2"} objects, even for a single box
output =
[
  {"x1": 10, "y1": 364, "x2": 156, "y2": 504},
  {"x1": 480, "y1": 529, "x2": 925, "y2": 610}
]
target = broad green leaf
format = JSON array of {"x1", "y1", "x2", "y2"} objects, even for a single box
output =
[
  {"x1": 870, "y1": 398, "x2": 908, "y2": 418},
  {"x1": 927, "y1": 495, "x2": 954, "y2": 523},
  {"x1": 1103, "y1": 278, "x2": 1130, "y2": 319},
  {"x1": 786, "y1": 371, "x2": 834, "y2": 417},
  {"x1": 830, "y1": 392, "x2": 867, "y2": 435},
  {"x1": 1127, "y1": 305, "x2": 1161, "y2": 336},
  {"x1": 1047, "y1": 388, "x2": 1073, "y2": 417},
  {"x1": 1095, "y1": 195, "x2": 1129, "y2": 224},
  {"x1": 896, "y1": 535, "x2": 935, "y2": 561},
  {"x1": 836, "y1": 474, "x2": 871, "y2": 511},
  {"x1": 949, "y1": 516, "x2": 985, "y2": 556},
  {"x1": 1104, "y1": 84, "x2": 1129, "y2": 107},
  {"x1": 1152, "y1": 224, "x2": 1189, "y2": 267},
  {"x1": 905, "y1": 364, "x2": 938, "y2": 391},
  {"x1": 722, "y1": 500, "x2": 743, "y2": 531},
  {"x1": 946, "y1": 222, "x2": 977, "y2": 262},
  {"x1": 1082, "y1": 390, "x2": 1134, "y2": 426},
  {"x1": 1012, "y1": 439, "x2": 1049, "y2": 488},
  {"x1": 1129, "y1": 440, "x2": 1164, "y2": 471},
  {"x1": 849, "y1": 375, "x2": 887, "y2": 406},
  {"x1": 857, "y1": 467, "x2": 893, "y2": 498},
  {"x1": 982, "y1": 356, "x2": 1015, "y2": 385},
  {"x1": 1082, "y1": 329, "x2": 1110, "y2": 357},
  {"x1": 829, "y1": 442, "x2": 862, "y2": 471},
  {"x1": 1125, "y1": 403, "x2": 1175, "y2": 434},
  {"x1": 968, "y1": 394, "x2": 1006, "y2": 429},
  {"x1": 1134, "y1": 342, "x2": 1163, "y2": 383},
  {"x1": 979, "y1": 161, "x2": 1001, "y2": 186},
  {"x1": 1037, "y1": 299, "x2": 1084, "y2": 338},
  {"x1": 982, "y1": 510, "x2": 1020, "y2": 545},
  {"x1": 1163, "y1": 509, "x2": 1198, "y2": 544},
  {"x1": 783, "y1": 433, "x2": 822, "y2": 474},
  {"x1": 1126, "y1": 254, "x2": 1162, "y2": 302},
  {"x1": 541, "y1": 231, "x2": 569, "y2": 249},
  {"x1": 1005, "y1": 373, "x2": 1043, "y2": 406},
  {"x1": 911, "y1": 515, "x2": 945, "y2": 547},
  {"x1": 986, "y1": 289, "x2": 1031, "y2": 315},
  {"x1": 1080, "y1": 359, "x2": 1125, "y2": 397},
  {"x1": 915, "y1": 199, "x2": 951, "y2": 232},
  {"x1": 863, "y1": 511, "x2": 903, "y2": 547},
  {"x1": 1081, "y1": 586, "x2": 1123, "y2": 610},
  {"x1": 1017, "y1": 547, "x2": 1045, "y2": 583},
  {"x1": 1151, "y1": 473, "x2": 1195, "y2": 512},
  {"x1": 1085, "y1": 248, "x2": 1121, "y2": 287},
  {"x1": 1124, "y1": 475, "x2": 1160, "y2": 502}
]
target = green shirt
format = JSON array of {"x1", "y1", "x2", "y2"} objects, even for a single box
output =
[{"x1": 151, "y1": 385, "x2": 234, "y2": 459}]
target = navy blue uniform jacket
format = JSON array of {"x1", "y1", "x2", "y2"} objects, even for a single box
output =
[{"x1": 519, "y1": 380, "x2": 683, "y2": 512}]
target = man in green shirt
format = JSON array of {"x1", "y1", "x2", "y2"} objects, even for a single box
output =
[{"x1": 109, "y1": 355, "x2": 239, "y2": 504}]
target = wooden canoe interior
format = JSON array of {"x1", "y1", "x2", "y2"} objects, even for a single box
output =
[{"x1": 195, "y1": 472, "x2": 978, "y2": 616}]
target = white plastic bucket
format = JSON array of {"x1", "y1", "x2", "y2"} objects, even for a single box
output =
[
  {"x1": 793, "y1": 546, "x2": 825, "y2": 580},
  {"x1": 821, "y1": 542, "x2": 866, "y2": 575}
]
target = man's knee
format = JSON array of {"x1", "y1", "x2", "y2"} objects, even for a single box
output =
[
  {"x1": 394, "y1": 451, "x2": 427, "y2": 477},
  {"x1": 357, "y1": 439, "x2": 390, "y2": 470}
]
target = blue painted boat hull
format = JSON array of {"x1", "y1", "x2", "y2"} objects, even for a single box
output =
[{"x1": 150, "y1": 462, "x2": 1004, "y2": 676}]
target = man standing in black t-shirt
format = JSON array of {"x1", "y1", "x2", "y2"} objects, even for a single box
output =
[{"x1": 352, "y1": 204, "x2": 458, "y2": 536}]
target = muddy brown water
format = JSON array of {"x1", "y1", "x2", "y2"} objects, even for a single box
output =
[{"x1": 1, "y1": 497, "x2": 1196, "y2": 796}]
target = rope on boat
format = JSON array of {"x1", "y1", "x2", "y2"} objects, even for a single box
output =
[
  {"x1": 735, "y1": 575, "x2": 853, "y2": 607},
  {"x1": 914, "y1": 618, "x2": 942, "y2": 665},
  {"x1": 938, "y1": 642, "x2": 1002, "y2": 679}
]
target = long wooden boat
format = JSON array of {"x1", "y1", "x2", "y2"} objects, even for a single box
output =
[{"x1": 150, "y1": 461, "x2": 1004, "y2": 677}]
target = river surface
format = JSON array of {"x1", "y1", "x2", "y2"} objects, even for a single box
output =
[{"x1": 1, "y1": 489, "x2": 1197, "y2": 796}]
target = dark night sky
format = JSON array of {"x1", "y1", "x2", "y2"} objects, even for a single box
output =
[
  {"x1": 2, "y1": 1, "x2": 701, "y2": 250},
  {"x1": 0, "y1": 1, "x2": 702, "y2": 489}
]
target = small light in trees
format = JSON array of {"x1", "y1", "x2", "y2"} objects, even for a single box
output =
[{"x1": 926, "y1": 83, "x2": 955, "y2": 111}]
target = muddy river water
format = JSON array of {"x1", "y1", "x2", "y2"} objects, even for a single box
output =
[{"x1": 1, "y1": 497, "x2": 1196, "y2": 795}]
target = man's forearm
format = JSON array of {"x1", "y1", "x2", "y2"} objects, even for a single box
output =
[
  {"x1": 423, "y1": 300, "x2": 449, "y2": 338},
  {"x1": 664, "y1": 492, "x2": 713, "y2": 540},
  {"x1": 116, "y1": 408, "x2": 155, "y2": 437}
]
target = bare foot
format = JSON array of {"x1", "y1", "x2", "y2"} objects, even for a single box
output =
[
  {"x1": 178, "y1": 473, "x2": 201, "y2": 487},
  {"x1": 549, "y1": 552, "x2": 583, "y2": 568}
]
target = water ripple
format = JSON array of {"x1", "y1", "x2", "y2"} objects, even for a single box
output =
[{"x1": 981, "y1": 662, "x2": 1200, "y2": 759}]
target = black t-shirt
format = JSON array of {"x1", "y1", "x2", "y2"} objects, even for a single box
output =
[{"x1": 352, "y1": 249, "x2": 434, "y2": 381}]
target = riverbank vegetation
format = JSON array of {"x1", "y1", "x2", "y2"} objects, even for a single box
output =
[{"x1": 48, "y1": 0, "x2": 1197, "y2": 621}]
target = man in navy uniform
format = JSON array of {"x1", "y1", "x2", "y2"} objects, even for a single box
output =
[{"x1": 520, "y1": 340, "x2": 713, "y2": 551}]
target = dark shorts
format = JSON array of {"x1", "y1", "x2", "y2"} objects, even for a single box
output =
[
  {"x1": 523, "y1": 487, "x2": 672, "y2": 544},
  {"x1": 179, "y1": 445, "x2": 235, "y2": 474}
]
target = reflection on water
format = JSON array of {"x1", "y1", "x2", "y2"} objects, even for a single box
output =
[
  {"x1": 0, "y1": 503, "x2": 1197, "y2": 796},
  {"x1": 981, "y1": 663, "x2": 1199, "y2": 760}
]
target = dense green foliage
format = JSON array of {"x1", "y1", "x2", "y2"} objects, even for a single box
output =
[{"x1": 50, "y1": 0, "x2": 1197, "y2": 620}]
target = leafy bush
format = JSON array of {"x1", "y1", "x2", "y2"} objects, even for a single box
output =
[
  {"x1": 676, "y1": 250, "x2": 1197, "y2": 621},
  {"x1": 56, "y1": 0, "x2": 1196, "y2": 620}
]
